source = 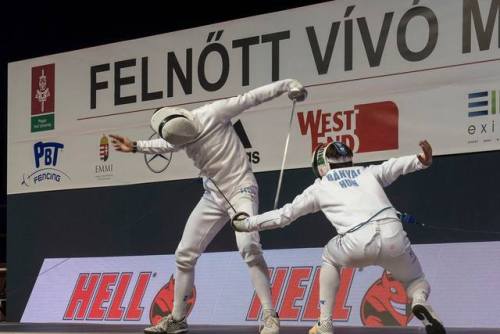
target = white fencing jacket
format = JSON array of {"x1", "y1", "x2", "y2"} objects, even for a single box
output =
[
  {"x1": 136, "y1": 79, "x2": 297, "y2": 199},
  {"x1": 247, "y1": 155, "x2": 427, "y2": 234}
]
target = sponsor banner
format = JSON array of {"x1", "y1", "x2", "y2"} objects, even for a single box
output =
[
  {"x1": 22, "y1": 241, "x2": 500, "y2": 328},
  {"x1": 8, "y1": 74, "x2": 500, "y2": 193},
  {"x1": 8, "y1": 0, "x2": 500, "y2": 193}
]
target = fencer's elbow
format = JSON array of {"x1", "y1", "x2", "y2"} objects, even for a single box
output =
[{"x1": 278, "y1": 219, "x2": 293, "y2": 229}]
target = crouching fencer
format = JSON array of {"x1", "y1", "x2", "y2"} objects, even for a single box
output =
[
  {"x1": 110, "y1": 79, "x2": 307, "y2": 334},
  {"x1": 232, "y1": 140, "x2": 446, "y2": 334}
]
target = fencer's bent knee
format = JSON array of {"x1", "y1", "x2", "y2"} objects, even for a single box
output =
[
  {"x1": 175, "y1": 248, "x2": 199, "y2": 271},
  {"x1": 322, "y1": 244, "x2": 341, "y2": 268},
  {"x1": 238, "y1": 243, "x2": 264, "y2": 266}
]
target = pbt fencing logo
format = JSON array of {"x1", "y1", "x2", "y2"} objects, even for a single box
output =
[
  {"x1": 21, "y1": 141, "x2": 70, "y2": 187},
  {"x1": 466, "y1": 90, "x2": 499, "y2": 143},
  {"x1": 297, "y1": 101, "x2": 398, "y2": 154},
  {"x1": 31, "y1": 64, "x2": 55, "y2": 132}
]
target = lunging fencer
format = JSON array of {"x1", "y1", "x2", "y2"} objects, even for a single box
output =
[
  {"x1": 110, "y1": 79, "x2": 307, "y2": 334},
  {"x1": 232, "y1": 140, "x2": 446, "y2": 334}
]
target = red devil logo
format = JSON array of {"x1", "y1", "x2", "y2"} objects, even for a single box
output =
[
  {"x1": 149, "y1": 275, "x2": 196, "y2": 325},
  {"x1": 360, "y1": 271, "x2": 412, "y2": 327}
]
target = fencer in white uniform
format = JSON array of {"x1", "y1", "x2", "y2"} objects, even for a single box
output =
[
  {"x1": 110, "y1": 79, "x2": 307, "y2": 334},
  {"x1": 232, "y1": 140, "x2": 446, "y2": 334}
]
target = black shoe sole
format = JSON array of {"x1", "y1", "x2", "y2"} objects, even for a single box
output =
[{"x1": 412, "y1": 304, "x2": 446, "y2": 334}]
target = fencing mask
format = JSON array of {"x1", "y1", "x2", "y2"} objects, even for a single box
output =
[
  {"x1": 311, "y1": 141, "x2": 353, "y2": 178},
  {"x1": 150, "y1": 107, "x2": 201, "y2": 145}
]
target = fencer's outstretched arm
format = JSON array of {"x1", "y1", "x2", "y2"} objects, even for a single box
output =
[
  {"x1": 110, "y1": 134, "x2": 135, "y2": 153},
  {"x1": 110, "y1": 134, "x2": 176, "y2": 154},
  {"x1": 135, "y1": 138, "x2": 176, "y2": 154},
  {"x1": 233, "y1": 184, "x2": 319, "y2": 232},
  {"x1": 368, "y1": 140, "x2": 432, "y2": 187},
  {"x1": 210, "y1": 79, "x2": 307, "y2": 122}
]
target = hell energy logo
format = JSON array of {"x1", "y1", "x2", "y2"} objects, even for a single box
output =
[
  {"x1": 149, "y1": 275, "x2": 196, "y2": 325},
  {"x1": 246, "y1": 266, "x2": 411, "y2": 327},
  {"x1": 247, "y1": 266, "x2": 355, "y2": 321},
  {"x1": 360, "y1": 271, "x2": 412, "y2": 327},
  {"x1": 31, "y1": 64, "x2": 55, "y2": 132},
  {"x1": 297, "y1": 101, "x2": 398, "y2": 153},
  {"x1": 64, "y1": 272, "x2": 152, "y2": 321}
]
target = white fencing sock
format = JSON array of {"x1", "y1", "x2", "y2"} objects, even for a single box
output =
[
  {"x1": 248, "y1": 261, "x2": 275, "y2": 312},
  {"x1": 407, "y1": 277, "x2": 431, "y2": 306},
  {"x1": 172, "y1": 269, "x2": 195, "y2": 321},
  {"x1": 319, "y1": 263, "x2": 340, "y2": 321}
]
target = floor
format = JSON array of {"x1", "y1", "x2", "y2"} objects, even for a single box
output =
[{"x1": 0, "y1": 323, "x2": 498, "y2": 334}]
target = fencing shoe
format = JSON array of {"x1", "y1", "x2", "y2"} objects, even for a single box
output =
[
  {"x1": 412, "y1": 300, "x2": 446, "y2": 334},
  {"x1": 260, "y1": 309, "x2": 280, "y2": 334},
  {"x1": 144, "y1": 314, "x2": 188, "y2": 334},
  {"x1": 308, "y1": 319, "x2": 334, "y2": 334}
]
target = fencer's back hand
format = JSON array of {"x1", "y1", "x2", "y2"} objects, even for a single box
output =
[
  {"x1": 109, "y1": 134, "x2": 133, "y2": 153},
  {"x1": 288, "y1": 80, "x2": 308, "y2": 102},
  {"x1": 417, "y1": 140, "x2": 432, "y2": 166},
  {"x1": 231, "y1": 212, "x2": 251, "y2": 232}
]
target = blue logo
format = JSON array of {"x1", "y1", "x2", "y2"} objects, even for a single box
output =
[
  {"x1": 466, "y1": 90, "x2": 499, "y2": 143},
  {"x1": 467, "y1": 91, "x2": 498, "y2": 117},
  {"x1": 326, "y1": 168, "x2": 361, "y2": 188},
  {"x1": 34, "y1": 141, "x2": 63, "y2": 168},
  {"x1": 21, "y1": 141, "x2": 70, "y2": 186}
]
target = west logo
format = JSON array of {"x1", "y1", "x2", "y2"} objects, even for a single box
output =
[
  {"x1": 64, "y1": 272, "x2": 151, "y2": 321},
  {"x1": 297, "y1": 101, "x2": 399, "y2": 153},
  {"x1": 31, "y1": 64, "x2": 55, "y2": 132},
  {"x1": 246, "y1": 266, "x2": 355, "y2": 322}
]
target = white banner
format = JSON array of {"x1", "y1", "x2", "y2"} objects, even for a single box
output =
[
  {"x1": 21, "y1": 242, "x2": 500, "y2": 328},
  {"x1": 8, "y1": 0, "x2": 500, "y2": 193}
]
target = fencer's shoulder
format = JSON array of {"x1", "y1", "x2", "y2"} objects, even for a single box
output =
[
  {"x1": 191, "y1": 104, "x2": 207, "y2": 115},
  {"x1": 311, "y1": 178, "x2": 324, "y2": 188},
  {"x1": 191, "y1": 104, "x2": 213, "y2": 121}
]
